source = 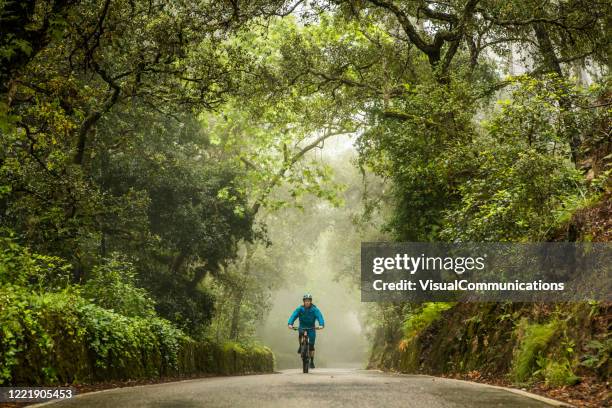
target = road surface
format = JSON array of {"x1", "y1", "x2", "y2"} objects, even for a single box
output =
[{"x1": 34, "y1": 368, "x2": 566, "y2": 408}]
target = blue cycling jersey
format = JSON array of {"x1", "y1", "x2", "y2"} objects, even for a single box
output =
[{"x1": 288, "y1": 304, "x2": 325, "y2": 328}]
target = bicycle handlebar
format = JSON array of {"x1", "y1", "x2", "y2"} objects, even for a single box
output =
[{"x1": 289, "y1": 326, "x2": 323, "y2": 330}]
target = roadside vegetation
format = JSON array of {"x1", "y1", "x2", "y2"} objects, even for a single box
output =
[{"x1": 0, "y1": 2, "x2": 609, "y2": 405}]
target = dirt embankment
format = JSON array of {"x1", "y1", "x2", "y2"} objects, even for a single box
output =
[{"x1": 369, "y1": 196, "x2": 611, "y2": 408}]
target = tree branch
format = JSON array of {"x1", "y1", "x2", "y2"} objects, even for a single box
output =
[
  {"x1": 250, "y1": 129, "x2": 353, "y2": 215},
  {"x1": 73, "y1": 62, "x2": 121, "y2": 165},
  {"x1": 366, "y1": 0, "x2": 440, "y2": 64}
]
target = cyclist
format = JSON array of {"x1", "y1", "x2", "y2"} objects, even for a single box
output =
[{"x1": 287, "y1": 293, "x2": 325, "y2": 369}]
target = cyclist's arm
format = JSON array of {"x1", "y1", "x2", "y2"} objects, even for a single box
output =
[
  {"x1": 287, "y1": 307, "x2": 301, "y2": 327},
  {"x1": 315, "y1": 308, "x2": 325, "y2": 328}
]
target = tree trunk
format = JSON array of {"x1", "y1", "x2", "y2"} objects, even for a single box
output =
[
  {"x1": 172, "y1": 249, "x2": 190, "y2": 274},
  {"x1": 229, "y1": 287, "x2": 245, "y2": 340},
  {"x1": 228, "y1": 244, "x2": 254, "y2": 340},
  {"x1": 533, "y1": 23, "x2": 581, "y2": 166}
]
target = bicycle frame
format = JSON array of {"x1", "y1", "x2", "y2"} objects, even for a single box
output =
[{"x1": 291, "y1": 326, "x2": 320, "y2": 373}]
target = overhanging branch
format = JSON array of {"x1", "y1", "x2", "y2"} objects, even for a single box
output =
[{"x1": 250, "y1": 128, "x2": 354, "y2": 215}]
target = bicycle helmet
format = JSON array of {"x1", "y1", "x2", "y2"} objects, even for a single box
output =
[{"x1": 303, "y1": 293, "x2": 313, "y2": 300}]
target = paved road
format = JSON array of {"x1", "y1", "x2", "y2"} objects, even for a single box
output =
[{"x1": 35, "y1": 368, "x2": 563, "y2": 408}]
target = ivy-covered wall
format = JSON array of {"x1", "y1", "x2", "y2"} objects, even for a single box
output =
[{"x1": 0, "y1": 286, "x2": 274, "y2": 385}]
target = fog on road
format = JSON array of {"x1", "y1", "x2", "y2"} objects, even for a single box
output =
[{"x1": 34, "y1": 368, "x2": 560, "y2": 408}]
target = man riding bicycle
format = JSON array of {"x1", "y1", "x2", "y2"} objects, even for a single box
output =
[{"x1": 287, "y1": 293, "x2": 325, "y2": 369}]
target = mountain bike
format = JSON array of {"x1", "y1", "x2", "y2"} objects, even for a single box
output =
[{"x1": 290, "y1": 326, "x2": 321, "y2": 373}]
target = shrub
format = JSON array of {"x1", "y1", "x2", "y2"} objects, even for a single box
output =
[
  {"x1": 0, "y1": 286, "x2": 90, "y2": 384},
  {"x1": 0, "y1": 240, "x2": 274, "y2": 385},
  {"x1": 81, "y1": 256, "x2": 156, "y2": 318},
  {"x1": 0, "y1": 286, "x2": 274, "y2": 385},
  {"x1": 511, "y1": 319, "x2": 560, "y2": 383},
  {"x1": 580, "y1": 339, "x2": 610, "y2": 376},
  {"x1": 0, "y1": 235, "x2": 71, "y2": 290},
  {"x1": 541, "y1": 360, "x2": 580, "y2": 387}
]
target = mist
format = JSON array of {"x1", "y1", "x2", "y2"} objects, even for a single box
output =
[
  {"x1": 258, "y1": 232, "x2": 369, "y2": 369},
  {"x1": 253, "y1": 136, "x2": 383, "y2": 369}
]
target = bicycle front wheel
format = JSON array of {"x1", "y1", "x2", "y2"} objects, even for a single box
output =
[{"x1": 301, "y1": 343, "x2": 309, "y2": 373}]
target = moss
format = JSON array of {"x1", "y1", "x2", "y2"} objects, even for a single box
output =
[
  {"x1": 542, "y1": 360, "x2": 580, "y2": 387},
  {"x1": 213, "y1": 341, "x2": 273, "y2": 375},
  {"x1": 511, "y1": 319, "x2": 560, "y2": 383}
]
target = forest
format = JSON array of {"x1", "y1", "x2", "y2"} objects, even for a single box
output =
[{"x1": 0, "y1": 0, "x2": 609, "y2": 406}]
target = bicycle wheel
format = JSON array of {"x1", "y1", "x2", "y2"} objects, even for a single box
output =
[{"x1": 301, "y1": 342, "x2": 309, "y2": 373}]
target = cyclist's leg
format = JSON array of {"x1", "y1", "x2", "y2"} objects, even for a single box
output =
[
  {"x1": 308, "y1": 329, "x2": 316, "y2": 357},
  {"x1": 308, "y1": 329, "x2": 316, "y2": 368}
]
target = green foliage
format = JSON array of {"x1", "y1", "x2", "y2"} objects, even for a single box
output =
[
  {"x1": 179, "y1": 339, "x2": 274, "y2": 375},
  {"x1": 441, "y1": 136, "x2": 582, "y2": 241},
  {"x1": 536, "y1": 358, "x2": 580, "y2": 387},
  {"x1": 0, "y1": 283, "x2": 172, "y2": 384},
  {"x1": 82, "y1": 256, "x2": 156, "y2": 318},
  {"x1": 511, "y1": 319, "x2": 560, "y2": 383},
  {"x1": 0, "y1": 283, "x2": 273, "y2": 385},
  {"x1": 77, "y1": 302, "x2": 186, "y2": 376},
  {"x1": 226, "y1": 342, "x2": 275, "y2": 374},
  {"x1": 1, "y1": 0, "x2": 610, "y2": 389},
  {"x1": 372, "y1": 302, "x2": 609, "y2": 388},
  {"x1": 358, "y1": 71, "x2": 603, "y2": 243},
  {"x1": 580, "y1": 339, "x2": 611, "y2": 374},
  {"x1": 357, "y1": 77, "x2": 478, "y2": 241},
  {"x1": 0, "y1": 234, "x2": 71, "y2": 290},
  {"x1": 0, "y1": 0, "x2": 274, "y2": 338},
  {"x1": 0, "y1": 238, "x2": 273, "y2": 385},
  {"x1": 402, "y1": 303, "x2": 455, "y2": 339}
]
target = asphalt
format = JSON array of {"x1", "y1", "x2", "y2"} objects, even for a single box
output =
[{"x1": 33, "y1": 368, "x2": 567, "y2": 408}]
